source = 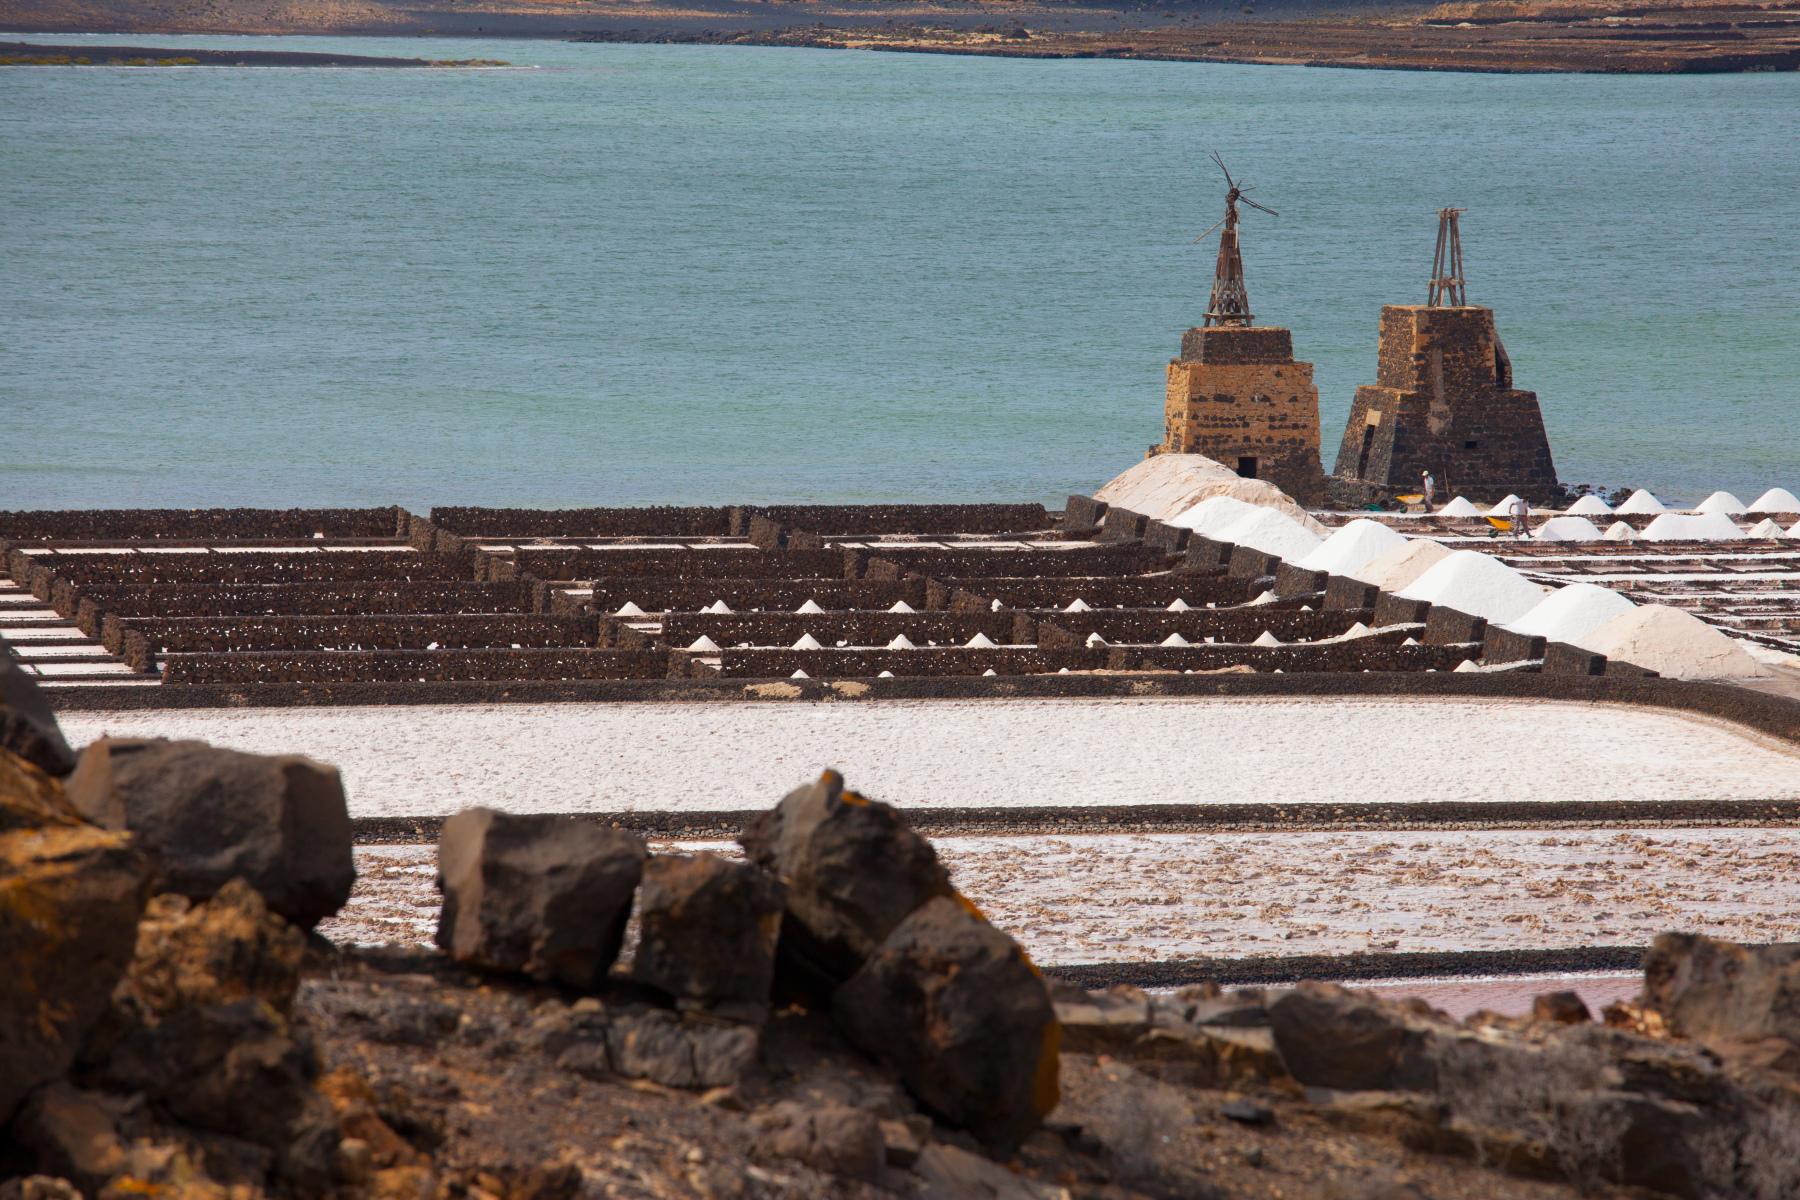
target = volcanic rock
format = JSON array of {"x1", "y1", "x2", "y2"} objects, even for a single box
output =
[
  {"x1": 66, "y1": 737, "x2": 353, "y2": 928},
  {"x1": 632, "y1": 852, "x2": 785, "y2": 1016},
  {"x1": 0, "y1": 656, "x2": 76, "y2": 776},
  {"x1": 739, "y1": 770, "x2": 953, "y2": 993},
  {"x1": 436, "y1": 808, "x2": 646, "y2": 990},
  {"x1": 110, "y1": 878, "x2": 307, "y2": 1027},
  {"x1": 1267, "y1": 982, "x2": 1442, "y2": 1092},
  {"x1": 1643, "y1": 931, "x2": 1800, "y2": 1051},
  {"x1": 832, "y1": 896, "x2": 1060, "y2": 1153},
  {"x1": 752, "y1": 1099, "x2": 885, "y2": 1181}
]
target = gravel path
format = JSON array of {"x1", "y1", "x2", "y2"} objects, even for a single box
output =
[
  {"x1": 321, "y1": 827, "x2": 1800, "y2": 966},
  {"x1": 58, "y1": 697, "x2": 1800, "y2": 818}
]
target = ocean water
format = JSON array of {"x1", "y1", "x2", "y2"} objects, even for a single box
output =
[{"x1": 3, "y1": 35, "x2": 1796, "y2": 511}]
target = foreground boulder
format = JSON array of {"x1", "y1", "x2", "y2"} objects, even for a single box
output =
[
  {"x1": 437, "y1": 807, "x2": 645, "y2": 990},
  {"x1": 740, "y1": 770, "x2": 953, "y2": 991},
  {"x1": 66, "y1": 737, "x2": 354, "y2": 928},
  {"x1": 632, "y1": 852, "x2": 785, "y2": 1016},
  {"x1": 1, "y1": 656, "x2": 77, "y2": 776},
  {"x1": 0, "y1": 822, "x2": 149, "y2": 1124},
  {"x1": 1267, "y1": 981, "x2": 1443, "y2": 1092},
  {"x1": 1644, "y1": 932, "x2": 1800, "y2": 1054},
  {"x1": 833, "y1": 896, "x2": 1060, "y2": 1153}
]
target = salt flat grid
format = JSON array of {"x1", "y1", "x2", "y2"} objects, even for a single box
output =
[
  {"x1": 57, "y1": 696, "x2": 1800, "y2": 819},
  {"x1": 323, "y1": 827, "x2": 1800, "y2": 966}
]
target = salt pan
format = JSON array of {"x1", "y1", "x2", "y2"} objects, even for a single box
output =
[
  {"x1": 1640, "y1": 512, "x2": 1747, "y2": 542},
  {"x1": 1296, "y1": 519, "x2": 1408, "y2": 576},
  {"x1": 1346, "y1": 538, "x2": 1451, "y2": 591},
  {"x1": 1603, "y1": 521, "x2": 1639, "y2": 541},
  {"x1": 1396, "y1": 550, "x2": 1549, "y2": 624},
  {"x1": 1748, "y1": 487, "x2": 1800, "y2": 514},
  {"x1": 1693, "y1": 491, "x2": 1747, "y2": 515},
  {"x1": 1615, "y1": 489, "x2": 1666, "y2": 515},
  {"x1": 1581, "y1": 605, "x2": 1767, "y2": 680},
  {"x1": 1503, "y1": 583, "x2": 1635, "y2": 644},
  {"x1": 1564, "y1": 494, "x2": 1613, "y2": 516},
  {"x1": 1530, "y1": 516, "x2": 1604, "y2": 543},
  {"x1": 1436, "y1": 497, "x2": 1482, "y2": 517}
]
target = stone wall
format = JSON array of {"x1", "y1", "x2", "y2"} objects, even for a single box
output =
[{"x1": 0, "y1": 507, "x2": 403, "y2": 543}]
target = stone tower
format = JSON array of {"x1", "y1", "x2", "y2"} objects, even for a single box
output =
[
  {"x1": 1331, "y1": 212, "x2": 1558, "y2": 503},
  {"x1": 1153, "y1": 158, "x2": 1325, "y2": 506}
]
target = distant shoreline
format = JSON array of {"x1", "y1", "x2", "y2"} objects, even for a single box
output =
[{"x1": 0, "y1": 39, "x2": 506, "y2": 67}]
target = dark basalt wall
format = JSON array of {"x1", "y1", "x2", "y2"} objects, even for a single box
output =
[
  {"x1": 547, "y1": 577, "x2": 927, "y2": 617},
  {"x1": 1107, "y1": 641, "x2": 1474, "y2": 673},
  {"x1": 115, "y1": 614, "x2": 599, "y2": 671},
  {"x1": 698, "y1": 646, "x2": 1102, "y2": 679},
  {"x1": 485, "y1": 548, "x2": 848, "y2": 583},
  {"x1": 0, "y1": 507, "x2": 404, "y2": 543},
  {"x1": 1029, "y1": 608, "x2": 1374, "y2": 649},
  {"x1": 646, "y1": 612, "x2": 1015, "y2": 650},
  {"x1": 35, "y1": 551, "x2": 465, "y2": 587},
  {"x1": 428, "y1": 506, "x2": 735, "y2": 538},
  {"x1": 932, "y1": 575, "x2": 1261, "y2": 611},
  {"x1": 161, "y1": 647, "x2": 669, "y2": 686},
  {"x1": 88, "y1": 582, "x2": 535, "y2": 622},
  {"x1": 860, "y1": 544, "x2": 1171, "y2": 581},
  {"x1": 742, "y1": 503, "x2": 1051, "y2": 536}
]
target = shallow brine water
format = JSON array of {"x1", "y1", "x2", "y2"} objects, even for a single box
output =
[{"x1": 3, "y1": 35, "x2": 1796, "y2": 509}]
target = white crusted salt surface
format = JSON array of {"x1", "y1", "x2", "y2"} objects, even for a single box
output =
[
  {"x1": 325, "y1": 828, "x2": 1800, "y2": 963},
  {"x1": 1693, "y1": 490, "x2": 1748, "y2": 515},
  {"x1": 1396, "y1": 550, "x2": 1550, "y2": 624},
  {"x1": 1436, "y1": 497, "x2": 1482, "y2": 517},
  {"x1": 1295, "y1": 519, "x2": 1408, "y2": 576},
  {"x1": 1344, "y1": 538, "x2": 1451, "y2": 590},
  {"x1": 1564, "y1": 494, "x2": 1614, "y2": 517},
  {"x1": 60, "y1": 697, "x2": 1800, "y2": 819},
  {"x1": 1616, "y1": 489, "x2": 1667, "y2": 515},
  {"x1": 1503, "y1": 583, "x2": 1636, "y2": 644},
  {"x1": 1641, "y1": 512, "x2": 1748, "y2": 542},
  {"x1": 1529, "y1": 516, "x2": 1604, "y2": 543},
  {"x1": 1748, "y1": 488, "x2": 1800, "y2": 514},
  {"x1": 1580, "y1": 604, "x2": 1769, "y2": 679}
]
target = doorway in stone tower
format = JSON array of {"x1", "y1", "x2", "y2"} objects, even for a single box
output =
[
  {"x1": 1355, "y1": 424, "x2": 1377, "y2": 479},
  {"x1": 1236, "y1": 456, "x2": 1259, "y2": 479}
]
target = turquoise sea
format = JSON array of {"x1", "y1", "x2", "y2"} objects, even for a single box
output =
[{"x1": 3, "y1": 35, "x2": 1796, "y2": 510}]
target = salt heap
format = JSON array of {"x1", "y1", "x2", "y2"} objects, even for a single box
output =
[
  {"x1": 702, "y1": 600, "x2": 732, "y2": 614},
  {"x1": 792, "y1": 633, "x2": 823, "y2": 650},
  {"x1": 1564, "y1": 494, "x2": 1613, "y2": 516},
  {"x1": 686, "y1": 635, "x2": 723, "y2": 652},
  {"x1": 1436, "y1": 497, "x2": 1482, "y2": 517},
  {"x1": 1396, "y1": 550, "x2": 1550, "y2": 624},
  {"x1": 1487, "y1": 494, "x2": 1522, "y2": 517},
  {"x1": 1580, "y1": 605, "x2": 1767, "y2": 680},
  {"x1": 1251, "y1": 631, "x2": 1282, "y2": 647},
  {"x1": 1641, "y1": 512, "x2": 1747, "y2": 541},
  {"x1": 1693, "y1": 491, "x2": 1748, "y2": 515},
  {"x1": 1503, "y1": 583, "x2": 1636, "y2": 645},
  {"x1": 1603, "y1": 521, "x2": 1639, "y2": 542},
  {"x1": 1161, "y1": 632, "x2": 1191, "y2": 647},
  {"x1": 1615, "y1": 489, "x2": 1666, "y2": 515},
  {"x1": 1748, "y1": 518, "x2": 1786, "y2": 539},
  {"x1": 1296, "y1": 519, "x2": 1408, "y2": 577},
  {"x1": 1530, "y1": 516, "x2": 1604, "y2": 543},
  {"x1": 887, "y1": 634, "x2": 916, "y2": 650},
  {"x1": 965, "y1": 632, "x2": 997, "y2": 648},
  {"x1": 887, "y1": 601, "x2": 915, "y2": 613},
  {"x1": 795, "y1": 599, "x2": 826, "y2": 614},
  {"x1": 1094, "y1": 454, "x2": 1324, "y2": 531},
  {"x1": 1170, "y1": 497, "x2": 1322, "y2": 561},
  {"x1": 615, "y1": 601, "x2": 647, "y2": 617},
  {"x1": 1789, "y1": 522, "x2": 1800, "y2": 539},
  {"x1": 1063, "y1": 598, "x2": 1091, "y2": 613},
  {"x1": 1749, "y1": 487, "x2": 1800, "y2": 514},
  {"x1": 1167, "y1": 598, "x2": 1191, "y2": 612},
  {"x1": 1345, "y1": 538, "x2": 1452, "y2": 591}
]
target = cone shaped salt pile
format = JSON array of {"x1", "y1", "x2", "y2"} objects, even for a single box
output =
[
  {"x1": 791, "y1": 670, "x2": 809, "y2": 679},
  {"x1": 1604, "y1": 521, "x2": 1639, "y2": 541},
  {"x1": 1789, "y1": 521, "x2": 1800, "y2": 539},
  {"x1": 1693, "y1": 491, "x2": 1748, "y2": 515},
  {"x1": 1096, "y1": 455, "x2": 1325, "y2": 530},
  {"x1": 887, "y1": 601, "x2": 915, "y2": 613},
  {"x1": 1252, "y1": 631, "x2": 1282, "y2": 647},
  {"x1": 795, "y1": 599, "x2": 826, "y2": 614},
  {"x1": 792, "y1": 633, "x2": 823, "y2": 650},
  {"x1": 887, "y1": 634, "x2": 916, "y2": 650},
  {"x1": 1161, "y1": 632, "x2": 1191, "y2": 647},
  {"x1": 1437, "y1": 496, "x2": 1482, "y2": 517},
  {"x1": 1487, "y1": 495, "x2": 1523, "y2": 517},
  {"x1": 965, "y1": 632, "x2": 997, "y2": 648},
  {"x1": 1064, "y1": 598, "x2": 1091, "y2": 612},
  {"x1": 1345, "y1": 538, "x2": 1451, "y2": 591},
  {"x1": 686, "y1": 635, "x2": 722, "y2": 652},
  {"x1": 1454, "y1": 659, "x2": 1481, "y2": 672},
  {"x1": 1564, "y1": 493, "x2": 1613, "y2": 517},
  {"x1": 1297, "y1": 519, "x2": 1408, "y2": 577},
  {"x1": 1209, "y1": 506, "x2": 1324, "y2": 562},
  {"x1": 1580, "y1": 605, "x2": 1767, "y2": 679},
  {"x1": 1749, "y1": 488, "x2": 1800, "y2": 514},
  {"x1": 878, "y1": 670, "x2": 895, "y2": 678},
  {"x1": 1748, "y1": 518, "x2": 1786, "y2": 539},
  {"x1": 1615, "y1": 489, "x2": 1666, "y2": 515},
  {"x1": 982, "y1": 668, "x2": 998, "y2": 676},
  {"x1": 1642, "y1": 512, "x2": 1747, "y2": 541},
  {"x1": 615, "y1": 601, "x2": 647, "y2": 617},
  {"x1": 1530, "y1": 516, "x2": 1605, "y2": 543},
  {"x1": 1504, "y1": 582, "x2": 1636, "y2": 644},
  {"x1": 1396, "y1": 550, "x2": 1550, "y2": 624},
  {"x1": 1167, "y1": 598, "x2": 1191, "y2": 612},
  {"x1": 991, "y1": 599, "x2": 1004, "y2": 612},
  {"x1": 702, "y1": 600, "x2": 732, "y2": 614}
]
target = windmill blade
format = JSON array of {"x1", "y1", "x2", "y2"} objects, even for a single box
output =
[
  {"x1": 1191, "y1": 216, "x2": 1227, "y2": 243},
  {"x1": 1209, "y1": 150, "x2": 1233, "y2": 188},
  {"x1": 1241, "y1": 196, "x2": 1279, "y2": 216}
]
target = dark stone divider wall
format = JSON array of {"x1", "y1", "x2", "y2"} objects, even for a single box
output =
[
  {"x1": 162, "y1": 647, "x2": 669, "y2": 686},
  {"x1": 547, "y1": 577, "x2": 927, "y2": 617},
  {"x1": 699, "y1": 646, "x2": 1102, "y2": 679},
  {"x1": 116, "y1": 614, "x2": 600, "y2": 672},
  {"x1": 645, "y1": 611, "x2": 1016, "y2": 650},
  {"x1": 485, "y1": 547, "x2": 848, "y2": 583},
  {"x1": 36, "y1": 551, "x2": 465, "y2": 588},
  {"x1": 1030, "y1": 608, "x2": 1374, "y2": 649},
  {"x1": 933, "y1": 575, "x2": 1260, "y2": 611},
  {"x1": 0, "y1": 507, "x2": 404, "y2": 543},
  {"x1": 90, "y1": 582, "x2": 536, "y2": 623},
  {"x1": 861, "y1": 544, "x2": 1171, "y2": 581},
  {"x1": 428, "y1": 506, "x2": 735, "y2": 538},
  {"x1": 1107, "y1": 640, "x2": 1473, "y2": 673},
  {"x1": 742, "y1": 503, "x2": 1051, "y2": 537}
]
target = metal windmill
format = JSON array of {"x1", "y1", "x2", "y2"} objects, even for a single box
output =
[
  {"x1": 1427, "y1": 207, "x2": 1467, "y2": 307},
  {"x1": 1195, "y1": 152, "x2": 1277, "y2": 328}
]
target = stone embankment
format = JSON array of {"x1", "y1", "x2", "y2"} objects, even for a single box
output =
[{"x1": 8, "y1": 654, "x2": 1800, "y2": 1198}]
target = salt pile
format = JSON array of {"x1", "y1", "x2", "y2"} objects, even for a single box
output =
[
  {"x1": 877, "y1": 670, "x2": 894, "y2": 678},
  {"x1": 1603, "y1": 521, "x2": 1639, "y2": 541},
  {"x1": 1094, "y1": 454, "x2": 1324, "y2": 530},
  {"x1": 982, "y1": 668, "x2": 997, "y2": 676},
  {"x1": 792, "y1": 633, "x2": 823, "y2": 650},
  {"x1": 614, "y1": 601, "x2": 647, "y2": 617},
  {"x1": 1085, "y1": 632, "x2": 1107, "y2": 648},
  {"x1": 1063, "y1": 598, "x2": 1091, "y2": 612},
  {"x1": 1251, "y1": 631, "x2": 1282, "y2": 647},
  {"x1": 1167, "y1": 598, "x2": 1191, "y2": 612},
  {"x1": 1693, "y1": 491, "x2": 1748, "y2": 515},
  {"x1": 1748, "y1": 518, "x2": 1786, "y2": 539},
  {"x1": 887, "y1": 601, "x2": 916, "y2": 613},
  {"x1": 790, "y1": 670, "x2": 809, "y2": 679},
  {"x1": 1790, "y1": 522, "x2": 1800, "y2": 539},
  {"x1": 1345, "y1": 538, "x2": 1452, "y2": 591},
  {"x1": 702, "y1": 600, "x2": 732, "y2": 614},
  {"x1": 1641, "y1": 512, "x2": 1747, "y2": 541},
  {"x1": 686, "y1": 635, "x2": 722, "y2": 652},
  {"x1": 1436, "y1": 496, "x2": 1482, "y2": 517},
  {"x1": 1749, "y1": 487, "x2": 1800, "y2": 514},
  {"x1": 1581, "y1": 605, "x2": 1767, "y2": 680},
  {"x1": 1615, "y1": 489, "x2": 1666, "y2": 515},
  {"x1": 1503, "y1": 583, "x2": 1636, "y2": 645},
  {"x1": 1529, "y1": 516, "x2": 1604, "y2": 542},
  {"x1": 795, "y1": 599, "x2": 826, "y2": 614},
  {"x1": 1161, "y1": 632, "x2": 1191, "y2": 647},
  {"x1": 1564, "y1": 494, "x2": 1613, "y2": 516},
  {"x1": 1296, "y1": 518, "x2": 1408, "y2": 577},
  {"x1": 1487, "y1": 494, "x2": 1522, "y2": 517},
  {"x1": 1396, "y1": 550, "x2": 1549, "y2": 624},
  {"x1": 965, "y1": 632, "x2": 998, "y2": 648},
  {"x1": 1206, "y1": 505, "x2": 1323, "y2": 562},
  {"x1": 887, "y1": 634, "x2": 916, "y2": 650}
]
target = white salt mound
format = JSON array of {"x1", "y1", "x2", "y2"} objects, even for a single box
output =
[
  {"x1": 1564, "y1": 494, "x2": 1613, "y2": 516},
  {"x1": 1603, "y1": 521, "x2": 1639, "y2": 542},
  {"x1": 1346, "y1": 538, "x2": 1452, "y2": 591},
  {"x1": 1504, "y1": 583, "x2": 1636, "y2": 644},
  {"x1": 1615, "y1": 489, "x2": 1666, "y2": 515},
  {"x1": 1436, "y1": 496, "x2": 1482, "y2": 517},
  {"x1": 790, "y1": 670, "x2": 809, "y2": 679},
  {"x1": 982, "y1": 668, "x2": 997, "y2": 676},
  {"x1": 1085, "y1": 632, "x2": 1107, "y2": 648},
  {"x1": 1693, "y1": 490, "x2": 1747, "y2": 515},
  {"x1": 1487, "y1": 494, "x2": 1522, "y2": 517},
  {"x1": 614, "y1": 601, "x2": 646, "y2": 617},
  {"x1": 887, "y1": 601, "x2": 915, "y2": 613},
  {"x1": 1094, "y1": 454, "x2": 1324, "y2": 531},
  {"x1": 686, "y1": 636, "x2": 722, "y2": 652},
  {"x1": 1747, "y1": 518, "x2": 1786, "y2": 539},
  {"x1": 887, "y1": 634, "x2": 916, "y2": 650},
  {"x1": 1248, "y1": 590, "x2": 1279, "y2": 606},
  {"x1": 1749, "y1": 487, "x2": 1800, "y2": 514},
  {"x1": 1396, "y1": 550, "x2": 1549, "y2": 624},
  {"x1": 1252, "y1": 631, "x2": 1281, "y2": 647},
  {"x1": 1581, "y1": 605, "x2": 1767, "y2": 680},
  {"x1": 1641, "y1": 512, "x2": 1747, "y2": 542},
  {"x1": 1296, "y1": 519, "x2": 1408, "y2": 576},
  {"x1": 1207, "y1": 506, "x2": 1323, "y2": 562},
  {"x1": 702, "y1": 600, "x2": 733, "y2": 614},
  {"x1": 1530, "y1": 516, "x2": 1604, "y2": 543},
  {"x1": 795, "y1": 599, "x2": 826, "y2": 614},
  {"x1": 1789, "y1": 522, "x2": 1800, "y2": 539},
  {"x1": 877, "y1": 670, "x2": 895, "y2": 678},
  {"x1": 1167, "y1": 598, "x2": 1191, "y2": 612},
  {"x1": 965, "y1": 632, "x2": 997, "y2": 649},
  {"x1": 792, "y1": 634, "x2": 823, "y2": 650},
  {"x1": 1064, "y1": 598, "x2": 1091, "y2": 612},
  {"x1": 1161, "y1": 632, "x2": 1191, "y2": 647}
]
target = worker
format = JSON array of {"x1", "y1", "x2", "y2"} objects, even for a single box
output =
[
  {"x1": 1509, "y1": 494, "x2": 1531, "y2": 539},
  {"x1": 1421, "y1": 470, "x2": 1437, "y2": 511}
]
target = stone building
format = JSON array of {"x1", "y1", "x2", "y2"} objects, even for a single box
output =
[
  {"x1": 1160, "y1": 327, "x2": 1325, "y2": 506},
  {"x1": 1331, "y1": 212, "x2": 1559, "y2": 504}
]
